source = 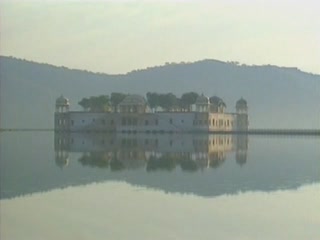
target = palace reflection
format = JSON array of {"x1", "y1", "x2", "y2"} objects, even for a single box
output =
[{"x1": 54, "y1": 133, "x2": 248, "y2": 171}]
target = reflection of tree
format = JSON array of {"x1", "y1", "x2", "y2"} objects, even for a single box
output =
[
  {"x1": 209, "y1": 152, "x2": 226, "y2": 169},
  {"x1": 236, "y1": 135, "x2": 248, "y2": 166},
  {"x1": 78, "y1": 152, "x2": 110, "y2": 168},
  {"x1": 109, "y1": 159, "x2": 125, "y2": 171},
  {"x1": 55, "y1": 157, "x2": 69, "y2": 168},
  {"x1": 55, "y1": 150, "x2": 69, "y2": 169},
  {"x1": 236, "y1": 151, "x2": 247, "y2": 166},
  {"x1": 180, "y1": 159, "x2": 198, "y2": 172},
  {"x1": 78, "y1": 152, "x2": 126, "y2": 171},
  {"x1": 146, "y1": 155, "x2": 177, "y2": 172},
  {"x1": 76, "y1": 150, "x2": 230, "y2": 172}
]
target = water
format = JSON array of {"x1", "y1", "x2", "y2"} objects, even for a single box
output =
[{"x1": 1, "y1": 132, "x2": 319, "y2": 239}]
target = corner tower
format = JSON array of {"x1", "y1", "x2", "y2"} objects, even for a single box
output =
[
  {"x1": 54, "y1": 95, "x2": 70, "y2": 131},
  {"x1": 55, "y1": 95, "x2": 70, "y2": 113},
  {"x1": 236, "y1": 98, "x2": 248, "y2": 131}
]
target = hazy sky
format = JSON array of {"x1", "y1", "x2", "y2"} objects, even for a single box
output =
[{"x1": 1, "y1": 0, "x2": 319, "y2": 74}]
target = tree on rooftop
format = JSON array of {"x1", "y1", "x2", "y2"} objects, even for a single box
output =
[
  {"x1": 180, "y1": 92, "x2": 199, "y2": 111},
  {"x1": 146, "y1": 92, "x2": 160, "y2": 111},
  {"x1": 110, "y1": 92, "x2": 127, "y2": 112},
  {"x1": 78, "y1": 95, "x2": 110, "y2": 112},
  {"x1": 78, "y1": 98, "x2": 90, "y2": 111},
  {"x1": 158, "y1": 93, "x2": 178, "y2": 111}
]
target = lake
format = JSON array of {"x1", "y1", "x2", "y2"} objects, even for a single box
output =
[{"x1": 0, "y1": 131, "x2": 319, "y2": 239}]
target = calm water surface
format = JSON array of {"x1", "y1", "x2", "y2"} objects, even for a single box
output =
[{"x1": 0, "y1": 132, "x2": 319, "y2": 239}]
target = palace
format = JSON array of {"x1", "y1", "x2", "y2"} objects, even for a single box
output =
[{"x1": 54, "y1": 94, "x2": 248, "y2": 133}]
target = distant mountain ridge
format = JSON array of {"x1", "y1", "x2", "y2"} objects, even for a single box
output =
[{"x1": 0, "y1": 56, "x2": 319, "y2": 129}]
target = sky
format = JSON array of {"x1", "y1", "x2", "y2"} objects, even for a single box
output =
[{"x1": 1, "y1": 0, "x2": 319, "y2": 74}]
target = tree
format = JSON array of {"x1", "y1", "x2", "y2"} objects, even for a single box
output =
[
  {"x1": 158, "y1": 93, "x2": 178, "y2": 111},
  {"x1": 209, "y1": 96, "x2": 226, "y2": 113},
  {"x1": 146, "y1": 92, "x2": 160, "y2": 111},
  {"x1": 92, "y1": 95, "x2": 110, "y2": 112},
  {"x1": 110, "y1": 92, "x2": 127, "y2": 112},
  {"x1": 78, "y1": 98, "x2": 90, "y2": 111},
  {"x1": 78, "y1": 95, "x2": 110, "y2": 112},
  {"x1": 209, "y1": 96, "x2": 223, "y2": 104},
  {"x1": 180, "y1": 92, "x2": 199, "y2": 111}
]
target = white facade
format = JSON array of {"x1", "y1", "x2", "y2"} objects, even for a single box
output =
[{"x1": 55, "y1": 111, "x2": 239, "y2": 132}]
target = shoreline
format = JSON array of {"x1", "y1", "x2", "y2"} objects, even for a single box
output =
[{"x1": 1, "y1": 128, "x2": 320, "y2": 136}]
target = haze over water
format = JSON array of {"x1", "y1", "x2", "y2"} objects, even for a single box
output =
[{"x1": 1, "y1": 131, "x2": 319, "y2": 239}]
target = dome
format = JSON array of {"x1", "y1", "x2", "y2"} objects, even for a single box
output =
[
  {"x1": 236, "y1": 98, "x2": 247, "y2": 108},
  {"x1": 119, "y1": 94, "x2": 146, "y2": 106},
  {"x1": 196, "y1": 94, "x2": 210, "y2": 105},
  {"x1": 56, "y1": 95, "x2": 69, "y2": 106}
]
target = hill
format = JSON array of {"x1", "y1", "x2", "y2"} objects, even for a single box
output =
[{"x1": 0, "y1": 56, "x2": 319, "y2": 129}]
